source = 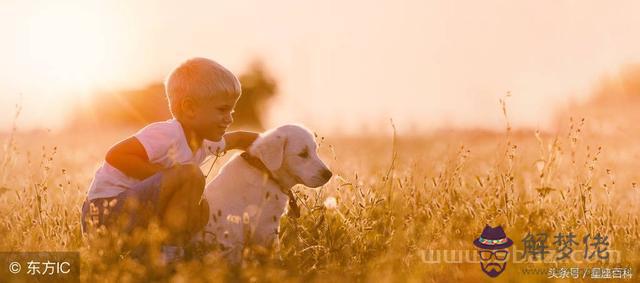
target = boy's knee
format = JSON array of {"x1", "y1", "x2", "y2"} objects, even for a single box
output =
[{"x1": 162, "y1": 164, "x2": 205, "y2": 190}]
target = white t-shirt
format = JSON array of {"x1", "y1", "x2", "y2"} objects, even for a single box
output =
[{"x1": 86, "y1": 119, "x2": 226, "y2": 201}]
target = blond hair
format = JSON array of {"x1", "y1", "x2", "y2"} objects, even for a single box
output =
[{"x1": 164, "y1": 57, "x2": 241, "y2": 118}]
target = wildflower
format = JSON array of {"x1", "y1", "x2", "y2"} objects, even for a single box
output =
[
  {"x1": 323, "y1": 196, "x2": 338, "y2": 210},
  {"x1": 242, "y1": 212, "x2": 250, "y2": 224},
  {"x1": 226, "y1": 214, "x2": 241, "y2": 224},
  {"x1": 535, "y1": 160, "x2": 545, "y2": 174}
]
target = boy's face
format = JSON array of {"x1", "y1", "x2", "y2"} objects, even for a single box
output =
[{"x1": 183, "y1": 92, "x2": 240, "y2": 142}]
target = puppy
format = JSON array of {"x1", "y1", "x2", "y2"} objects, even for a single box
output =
[{"x1": 199, "y1": 124, "x2": 332, "y2": 263}]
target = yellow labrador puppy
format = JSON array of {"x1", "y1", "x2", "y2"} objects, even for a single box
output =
[{"x1": 199, "y1": 124, "x2": 332, "y2": 263}]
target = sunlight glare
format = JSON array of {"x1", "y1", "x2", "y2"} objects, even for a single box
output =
[{"x1": 23, "y1": 2, "x2": 110, "y2": 94}]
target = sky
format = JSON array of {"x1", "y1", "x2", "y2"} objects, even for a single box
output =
[{"x1": 1, "y1": 0, "x2": 640, "y2": 133}]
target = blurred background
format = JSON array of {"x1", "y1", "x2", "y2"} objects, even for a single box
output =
[
  {"x1": 1, "y1": 0, "x2": 640, "y2": 135},
  {"x1": 2, "y1": 3, "x2": 640, "y2": 281}
]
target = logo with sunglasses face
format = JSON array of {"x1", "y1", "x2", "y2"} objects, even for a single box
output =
[{"x1": 473, "y1": 225, "x2": 513, "y2": 278}]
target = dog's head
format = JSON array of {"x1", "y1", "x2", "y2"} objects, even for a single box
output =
[{"x1": 249, "y1": 124, "x2": 332, "y2": 188}]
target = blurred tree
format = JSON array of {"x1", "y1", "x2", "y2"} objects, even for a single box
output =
[
  {"x1": 67, "y1": 59, "x2": 278, "y2": 131},
  {"x1": 76, "y1": 83, "x2": 170, "y2": 128},
  {"x1": 233, "y1": 60, "x2": 278, "y2": 131},
  {"x1": 554, "y1": 63, "x2": 640, "y2": 135}
]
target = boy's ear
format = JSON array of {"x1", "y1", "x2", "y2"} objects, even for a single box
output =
[
  {"x1": 181, "y1": 97, "x2": 197, "y2": 118},
  {"x1": 253, "y1": 134, "x2": 287, "y2": 171}
]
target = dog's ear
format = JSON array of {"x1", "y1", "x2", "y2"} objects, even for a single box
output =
[{"x1": 253, "y1": 134, "x2": 287, "y2": 171}]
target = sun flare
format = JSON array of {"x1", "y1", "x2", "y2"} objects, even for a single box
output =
[{"x1": 22, "y1": 2, "x2": 111, "y2": 94}]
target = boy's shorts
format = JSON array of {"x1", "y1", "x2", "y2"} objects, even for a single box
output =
[{"x1": 81, "y1": 172, "x2": 164, "y2": 235}]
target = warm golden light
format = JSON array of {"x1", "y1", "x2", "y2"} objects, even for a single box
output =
[
  {"x1": 2, "y1": 1, "x2": 640, "y2": 132},
  {"x1": 21, "y1": 2, "x2": 109, "y2": 93},
  {"x1": 2, "y1": 2, "x2": 640, "y2": 282}
]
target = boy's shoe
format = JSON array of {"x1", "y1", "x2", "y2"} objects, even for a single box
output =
[{"x1": 160, "y1": 245, "x2": 185, "y2": 266}]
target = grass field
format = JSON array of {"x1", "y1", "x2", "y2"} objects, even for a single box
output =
[{"x1": 1, "y1": 113, "x2": 639, "y2": 282}]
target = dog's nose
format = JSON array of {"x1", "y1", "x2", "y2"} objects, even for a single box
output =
[{"x1": 321, "y1": 169, "x2": 333, "y2": 180}]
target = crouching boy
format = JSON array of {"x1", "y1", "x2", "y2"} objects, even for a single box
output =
[{"x1": 81, "y1": 57, "x2": 258, "y2": 262}]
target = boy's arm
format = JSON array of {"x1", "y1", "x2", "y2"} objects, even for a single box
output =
[
  {"x1": 105, "y1": 137, "x2": 164, "y2": 180},
  {"x1": 223, "y1": 131, "x2": 259, "y2": 151}
]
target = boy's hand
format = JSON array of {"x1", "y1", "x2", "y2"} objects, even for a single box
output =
[
  {"x1": 105, "y1": 137, "x2": 164, "y2": 180},
  {"x1": 223, "y1": 131, "x2": 259, "y2": 151}
]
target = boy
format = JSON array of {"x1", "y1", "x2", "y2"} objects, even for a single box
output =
[{"x1": 81, "y1": 57, "x2": 258, "y2": 261}]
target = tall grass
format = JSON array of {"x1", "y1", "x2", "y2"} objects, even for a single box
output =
[{"x1": 1, "y1": 103, "x2": 639, "y2": 282}]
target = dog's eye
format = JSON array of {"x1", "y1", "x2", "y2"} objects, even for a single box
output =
[{"x1": 298, "y1": 149, "x2": 309, "y2": 158}]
